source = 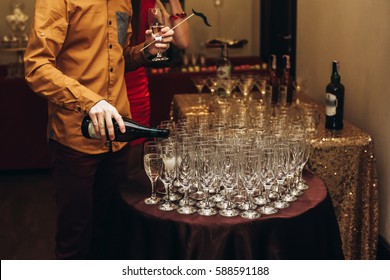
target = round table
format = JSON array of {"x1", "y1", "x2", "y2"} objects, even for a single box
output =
[{"x1": 112, "y1": 170, "x2": 344, "y2": 260}]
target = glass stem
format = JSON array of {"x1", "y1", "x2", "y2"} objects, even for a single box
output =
[
  {"x1": 204, "y1": 188, "x2": 210, "y2": 209},
  {"x1": 183, "y1": 187, "x2": 189, "y2": 206},
  {"x1": 151, "y1": 179, "x2": 157, "y2": 199},
  {"x1": 248, "y1": 190, "x2": 254, "y2": 209},
  {"x1": 165, "y1": 182, "x2": 171, "y2": 204}
]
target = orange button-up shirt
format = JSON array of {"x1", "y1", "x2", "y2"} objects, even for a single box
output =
[{"x1": 24, "y1": 0, "x2": 147, "y2": 154}]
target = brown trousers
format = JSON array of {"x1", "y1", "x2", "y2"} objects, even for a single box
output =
[{"x1": 48, "y1": 140, "x2": 129, "y2": 259}]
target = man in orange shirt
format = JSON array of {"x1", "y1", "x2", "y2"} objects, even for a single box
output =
[{"x1": 24, "y1": 0, "x2": 173, "y2": 259}]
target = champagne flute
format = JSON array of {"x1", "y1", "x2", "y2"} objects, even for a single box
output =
[
  {"x1": 258, "y1": 147, "x2": 278, "y2": 215},
  {"x1": 177, "y1": 141, "x2": 197, "y2": 215},
  {"x1": 197, "y1": 146, "x2": 218, "y2": 216},
  {"x1": 148, "y1": 8, "x2": 169, "y2": 61},
  {"x1": 238, "y1": 150, "x2": 261, "y2": 219},
  {"x1": 143, "y1": 141, "x2": 163, "y2": 205},
  {"x1": 219, "y1": 149, "x2": 240, "y2": 217},
  {"x1": 158, "y1": 139, "x2": 178, "y2": 211}
]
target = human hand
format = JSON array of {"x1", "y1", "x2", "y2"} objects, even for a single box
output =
[
  {"x1": 88, "y1": 100, "x2": 125, "y2": 141},
  {"x1": 144, "y1": 26, "x2": 174, "y2": 56}
]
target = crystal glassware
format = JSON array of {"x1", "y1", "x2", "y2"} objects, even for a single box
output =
[
  {"x1": 147, "y1": 8, "x2": 169, "y2": 61},
  {"x1": 143, "y1": 141, "x2": 163, "y2": 205},
  {"x1": 158, "y1": 139, "x2": 178, "y2": 211}
]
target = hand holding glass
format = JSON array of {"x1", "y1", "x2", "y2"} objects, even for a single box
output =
[{"x1": 148, "y1": 8, "x2": 169, "y2": 62}]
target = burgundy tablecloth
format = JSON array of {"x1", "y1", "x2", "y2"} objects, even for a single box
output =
[{"x1": 112, "y1": 170, "x2": 344, "y2": 260}]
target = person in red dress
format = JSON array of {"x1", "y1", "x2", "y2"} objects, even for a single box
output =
[{"x1": 126, "y1": 0, "x2": 189, "y2": 174}]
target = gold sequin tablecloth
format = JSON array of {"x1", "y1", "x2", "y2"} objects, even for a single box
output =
[{"x1": 171, "y1": 93, "x2": 379, "y2": 260}]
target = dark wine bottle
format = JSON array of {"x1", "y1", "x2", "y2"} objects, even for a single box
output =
[
  {"x1": 81, "y1": 116, "x2": 169, "y2": 142},
  {"x1": 325, "y1": 60, "x2": 345, "y2": 130},
  {"x1": 216, "y1": 43, "x2": 231, "y2": 79},
  {"x1": 266, "y1": 54, "x2": 279, "y2": 105},
  {"x1": 279, "y1": 54, "x2": 294, "y2": 105}
]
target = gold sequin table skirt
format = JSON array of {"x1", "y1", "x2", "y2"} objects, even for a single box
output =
[{"x1": 171, "y1": 93, "x2": 379, "y2": 260}]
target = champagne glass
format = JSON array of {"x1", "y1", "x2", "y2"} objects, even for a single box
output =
[
  {"x1": 158, "y1": 139, "x2": 178, "y2": 211},
  {"x1": 148, "y1": 8, "x2": 169, "y2": 61},
  {"x1": 219, "y1": 149, "x2": 240, "y2": 217},
  {"x1": 177, "y1": 142, "x2": 197, "y2": 214},
  {"x1": 273, "y1": 143, "x2": 290, "y2": 209},
  {"x1": 191, "y1": 76, "x2": 207, "y2": 107},
  {"x1": 219, "y1": 77, "x2": 238, "y2": 97},
  {"x1": 197, "y1": 146, "x2": 218, "y2": 216},
  {"x1": 238, "y1": 150, "x2": 261, "y2": 219},
  {"x1": 258, "y1": 147, "x2": 278, "y2": 215},
  {"x1": 143, "y1": 141, "x2": 163, "y2": 205},
  {"x1": 237, "y1": 75, "x2": 255, "y2": 101}
]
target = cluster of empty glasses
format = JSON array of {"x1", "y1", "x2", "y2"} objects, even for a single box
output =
[
  {"x1": 191, "y1": 72, "x2": 320, "y2": 140},
  {"x1": 143, "y1": 103, "x2": 313, "y2": 219},
  {"x1": 191, "y1": 73, "x2": 267, "y2": 107}
]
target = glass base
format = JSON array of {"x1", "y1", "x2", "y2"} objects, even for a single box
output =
[
  {"x1": 240, "y1": 210, "x2": 261, "y2": 219},
  {"x1": 237, "y1": 202, "x2": 257, "y2": 211},
  {"x1": 177, "y1": 205, "x2": 197, "y2": 215},
  {"x1": 196, "y1": 200, "x2": 216, "y2": 209},
  {"x1": 158, "y1": 201, "x2": 178, "y2": 211},
  {"x1": 190, "y1": 191, "x2": 206, "y2": 201},
  {"x1": 291, "y1": 188, "x2": 304, "y2": 197},
  {"x1": 258, "y1": 205, "x2": 278, "y2": 215},
  {"x1": 144, "y1": 196, "x2": 162, "y2": 205},
  {"x1": 253, "y1": 196, "x2": 268, "y2": 206},
  {"x1": 274, "y1": 200, "x2": 290, "y2": 209},
  {"x1": 216, "y1": 201, "x2": 236, "y2": 210},
  {"x1": 219, "y1": 208, "x2": 240, "y2": 217},
  {"x1": 152, "y1": 55, "x2": 169, "y2": 62},
  {"x1": 284, "y1": 194, "x2": 298, "y2": 202},
  {"x1": 179, "y1": 197, "x2": 196, "y2": 206},
  {"x1": 198, "y1": 207, "x2": 218, "y2": 216},
  {"x1": 167, "y1": 192, "x2": 183, "y2": 202},
  {"x1": 297, "y1": 181, "x2": 309, "y2": 190}
]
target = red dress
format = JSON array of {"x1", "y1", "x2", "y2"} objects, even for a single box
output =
[{"x1": 125, "y1": 0, "x2": 155, "y2": 146}]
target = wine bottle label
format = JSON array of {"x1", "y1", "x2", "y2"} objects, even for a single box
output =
[
  {"x1": 217, "y1": 65, "x2": 231, "y2": 79},
  {"x1": 326, "y1": 93, "x2": 338, "y2": 116}
]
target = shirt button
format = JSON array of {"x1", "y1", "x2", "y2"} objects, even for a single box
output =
[
  {"x1": 109, "y1": 44, "x2": 113, "y2": 49},
  {"x1": 108, "y1": 20, "x2": 112, "y2": 25},
  {"x1": 110, "y1": 67, "x2": 113, "y2": 72}
]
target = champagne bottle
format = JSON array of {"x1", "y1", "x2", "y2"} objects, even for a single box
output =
[
  {"x1": 325, "y1": 60, "x2": 345, "y2": 130},
  {"x1": 216, "y1": 43, "x2": 231, "y2": 79},
  {"x1": 81, "y1": 116, "x2": 169, "y2": 142},
  {"x1": 266, "y1": 54, "x2": 279, "y2": 105},
  {"x1": 279, "y1": 54, "x2": 294, "y2": 105}
]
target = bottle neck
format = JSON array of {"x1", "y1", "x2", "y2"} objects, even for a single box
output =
[
  {"x1": 220, "y1": 44, "x2": 228, "y2": 59},
  {"x1": 283, "y1": 55, "x2": 290, "y2": 73},
  {"x1": 331, "y1": 61, "x2": 341, "y2": 83},
  {"x1": 269, "y1": 54, "x2": 277, "y2": 72}
]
